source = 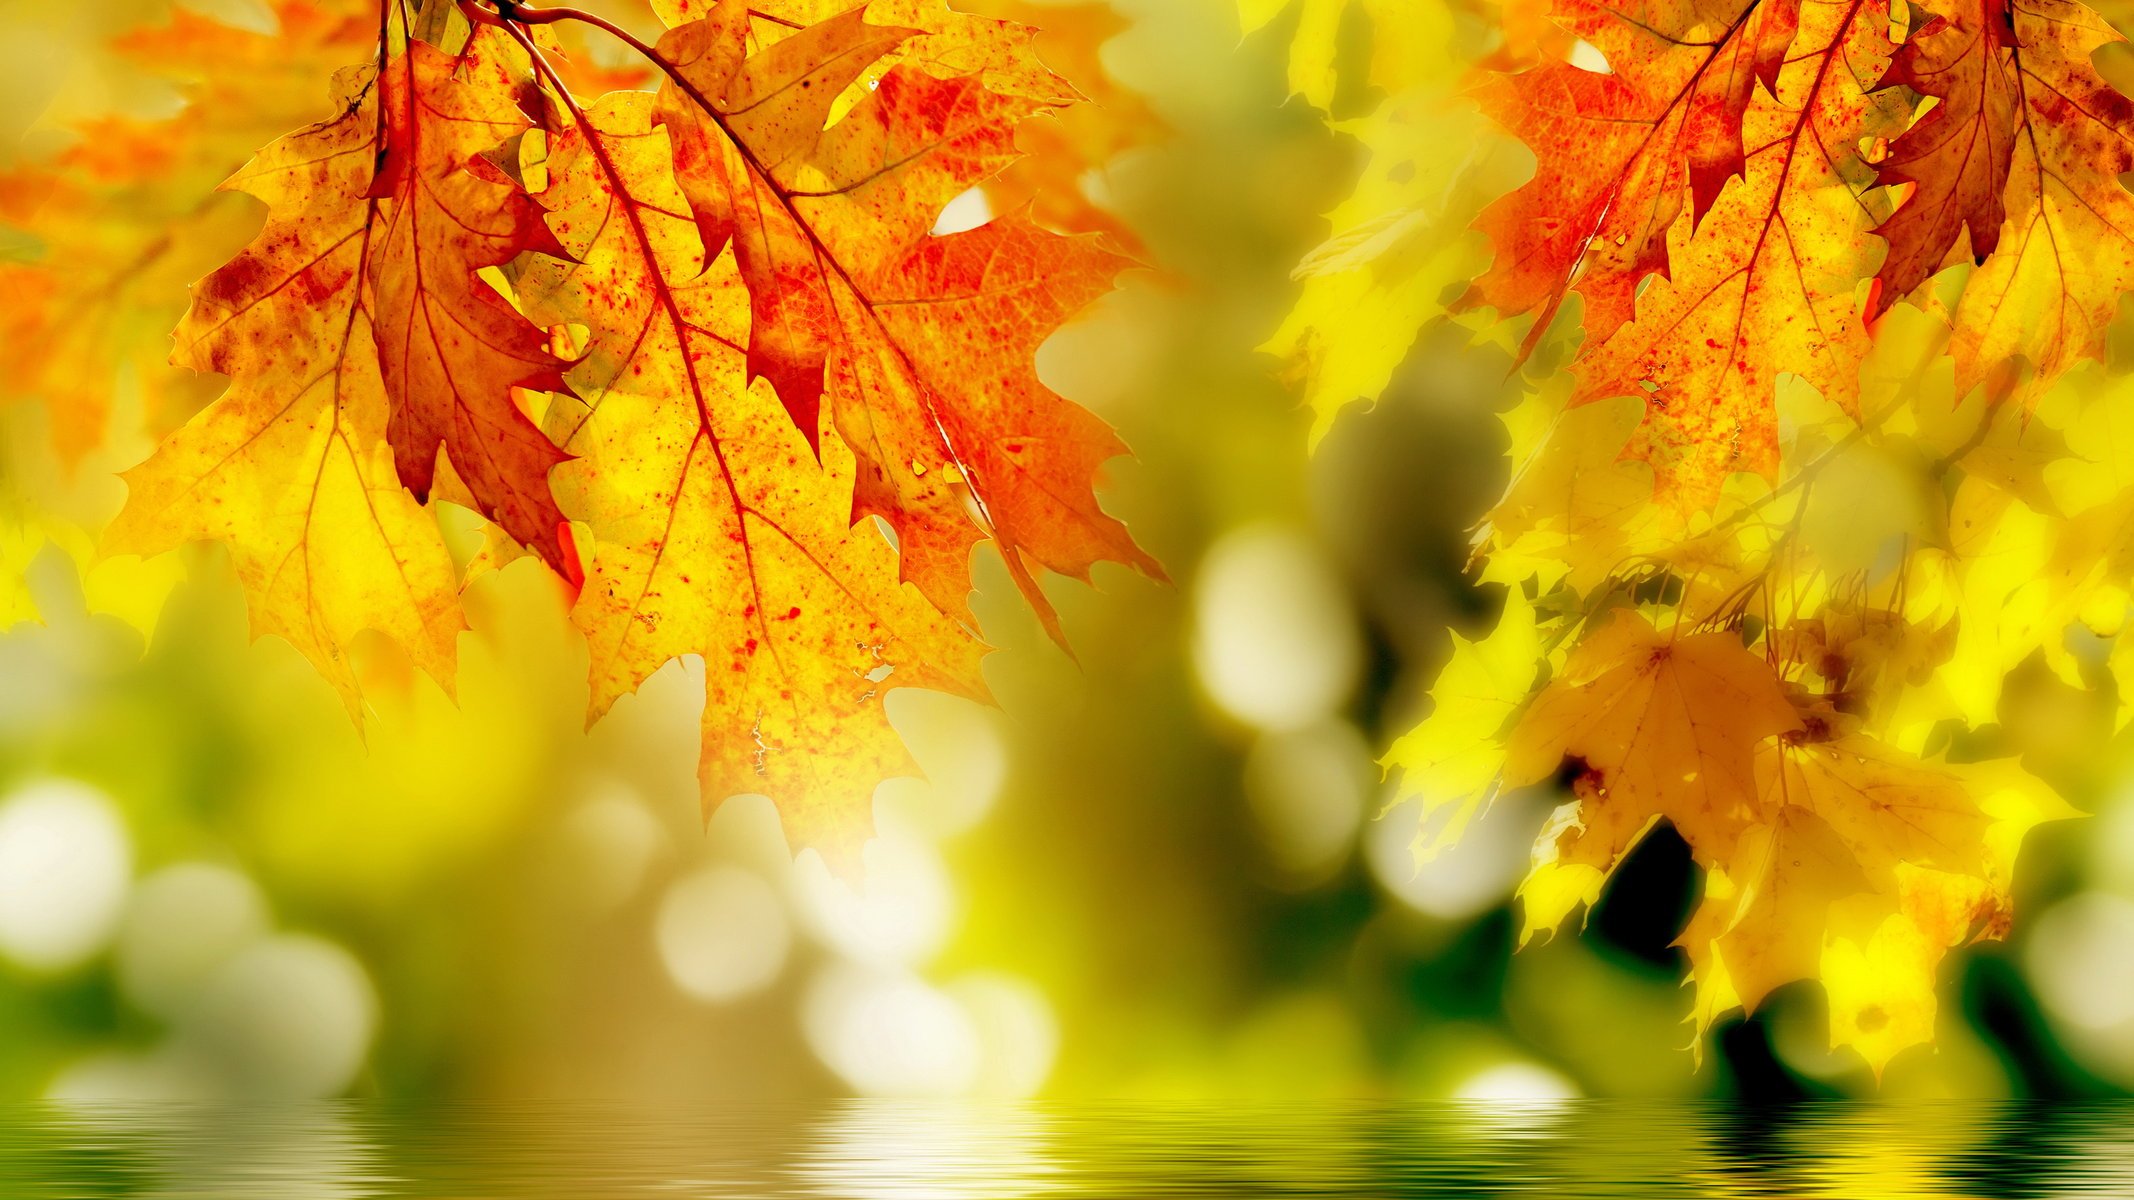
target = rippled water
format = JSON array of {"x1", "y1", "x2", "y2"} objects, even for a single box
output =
[{"x1": 7, "y1": 1101, "x2": 2134, "y2": 1197}]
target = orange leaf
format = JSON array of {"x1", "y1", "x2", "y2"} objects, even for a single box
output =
[
  {"x1": 1931, "y1": 0, "x2": 2134, "y2": 404},
  {"x1": 1489, "y1": 0, "x2": 1902, "y2": 502},
  {"x1": 1468, "y1": 0, "x2": 1805, "y2": 346},
  {"x1": 1504, "y1": 609, "x2": 1804, "y2": 867},
  {"x1": 367, "y1": 34, "x2": 576, "y2": 570},
  {"x1": 652, "y1": 1, "x2": 1158, "y2": 636},
  {"x1": 1868, "y1": 0, "x2": 2021, "y2": 316},
  {"x1": 517, "y1": 85, "x2": 990, "y2": 863},
  {"x1": 0, "y1": 0, "x2": 375, "y2": 462}
]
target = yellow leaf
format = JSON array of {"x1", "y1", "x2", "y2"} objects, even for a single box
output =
[
  {"x1": 1670, "y1": 730, "x2": 2078, "y2": 1074},
  {"x1": 1238, "y1": 0, "x2": 1453, "y2": 108},
  {"x1": 106, "y1": 60, "x2": 466, "y2": 718},
  {"x1": 519, "y1": 89, "x2": 990, "y2": 866},
  {"x1": 1503, "y1": 608, "x2": 1803, "y2": 865},
  {"x1": 1384, "y1": 584, "x2": 1543, "y2": 861}
]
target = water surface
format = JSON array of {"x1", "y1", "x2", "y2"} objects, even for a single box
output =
[{"x1": 4, "y1": 1101, "x2": 2129, "y2": 1197}]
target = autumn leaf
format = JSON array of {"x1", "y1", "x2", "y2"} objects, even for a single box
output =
[
  {"x1": 70, "y1": 0, "x2": 1160, "y2": 866},
  {"x1": 1249, "y1": 0, "x2": 1531, "y2": 437},
  {"x1": 1502, "y1": 609, "x2": 1804, "y2": 892},
  {"x1": 1264, "y1": 0, "x2": 2115, "y2": 1073},
  {"x1": 1929, "y1": 0, "x2": 2134, "y2": 404},
  {"x1": 1867, "y1": 0, "x2": 2020, "y2": 317},
  {"x1": 1467, "y1": 602, "x2": 2074, "y2": 1070},
  {"x1": 649, "y1": 0, "x2": 1160, "y2": 635},
  {"x1": 357, "y1": 34, "x2": 575, "y2": 570},
  {"x1": 1465, "y1": 0, "x2": 1810, "y2": 355},
  {"x1": 513, "y1": 63, "x2": 991, "y2": 861},
  {"x1": 1460, "y1": 0, "x2": 2134, "y2": 496},
  {"x1": 1688, "y1": 728, "x2": 2073, "y2": 1072},
  {"x1": 1384, "y1": 583, "x2": 1543, "y2": 860},
  {"x1": 1265, "y1": 92, "x2": 1516, "y2": 442},
  {"x1": 956, "y1": 0, "x2": 1161, "y2": 246},
  {"x1": 105, "y1": 21, "x2": 592, "y2": 722},
  {"x1": 106, "y1": 54, "x2": 467, "y2": 716},
  {"x1": 1241, "y1": 0, "x2": 1454, "y2": 107},
  {"x1": 476, "y1": 0, "x2": 1149, "y2": 849},
  {"x1": 1564, "y1": 0, "x2": 1900, "y2": 501}
]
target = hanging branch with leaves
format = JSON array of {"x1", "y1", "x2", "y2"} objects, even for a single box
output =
[
  {"x1": 88, "y1": 0, "x2": 1156, "y2": 865},
  {"x1": 1252, "y1": 0, "x2": 2134, "y2": 1073}
]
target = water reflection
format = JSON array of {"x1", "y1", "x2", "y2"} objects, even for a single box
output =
[
  {"x1": 795, "y1": 1104, "x2": 1058, "y2": 1199},
  {"x1": 5, "y1": 1101, "x2": 2134, "y2": 1196}
]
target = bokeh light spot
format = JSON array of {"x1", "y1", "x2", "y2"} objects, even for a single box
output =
[
  {"x1": 1243, "y1": 720, "x2": 1371, "y2": 886},
  {"x1": 804, "y1": 963, "x2": 982, "y2": 1097},
  {"x1": 0, "y1": 778, "x2": 132, "y2": 973},
  {"x1": 2027, "y1": 891, "x2": 2134, "y2": 1035},
  {"x1": 116, "y1": 862, "x2": 269, "y2": 1020},
  {"x1": 1192, "y1": 524, "x2": 1361, "y2": 732},
  {"x1": 794, "y1": 835, "x2": 953, "y2": 968},
  {"x1": 181, "y1": 934, "x2": 376, "y2": 1099},
  {"x1": 655, "y1": 865, "x2": 791, "y2": 1004}
]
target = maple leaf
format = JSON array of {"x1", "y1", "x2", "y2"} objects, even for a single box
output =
[
  {"x1": 364, "y1": 34, "x2": 576, "y2": 571},
  {"x1": 511, "y1": 41, "x2": 993, "y2": 861},
  {"x1": 1564, "y1": 0, "x2": 1902, "y2": 501},
  {"x1": 1243, "y1": 0, "x2": 1549, "y2": 438},
  {"x1": 648, "y1": 1, "x2": 1158, "y2": 635},
  {"x1": 1684, "y1": 728, "x2": 2072, "y2": 1071},
  {"x1": 1867, "y1": 0, "x2": 2020, "y2": 316},
  {"x1": 1272, "y1": 0, "x2": 2103, "y2": 1072},
  {"x1": 108, "y1": 23, "x2": 586, "y2": 710},
  {"x1": 956, "y1": 0, "x2": 1161, "y2": 246},
  {"x1": 1501, "y1": 609, "x2": 1804, "y2": 904},
  {"x1": 736, "y1": 0, "x2": 1087, "y2": 105},
  {"x1": 1476, "y1": 392, "x2": 1662, "y2": 593},
  {"x1": 1483, "y1": 603, "x2": 2074, "y2": 1069},
  {"x1": 79, "y1": 0, "x2": 1154, "y2": 865},
  {"x1": 1240, "y1": 0, "x2": 1453, "y2": 107},
  {"x1": 1927, "y1": 0, "x2": 2134, "y2": 404},
  {"x1": 1466, "y1": 0, "x2": 1808, "y2": 352},
  {"x1": 106, "y1": 55, "x2": 468, "y2": 716},
  {"x1": 1265, "y1": 91, "x2": 1522, "y2": 441},
  {"x1": 1384, "y1": 584, "x2": 1543, "y2": 860},
  {"x1": 1684, "y1": 798, "x2": 1869, "y2": 1019}
]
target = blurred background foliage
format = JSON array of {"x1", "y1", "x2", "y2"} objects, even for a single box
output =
[{"x1": 0, "y1": 0, "x2": 2127, "y2": 1106}]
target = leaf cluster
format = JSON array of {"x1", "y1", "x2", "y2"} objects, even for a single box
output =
[
  {"x1": 1253, "y1": 0, "x2": 2134, "y2": 1071},
  {"x1": 6, "y1": 0, "x2": 1159, "y2": 863}
]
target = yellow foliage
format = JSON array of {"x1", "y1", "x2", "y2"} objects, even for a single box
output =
[
  {"x1": 1383, "y1": 583, "x2": 1541, "y2": 861},
  {"x1": 1503, "y1": 610, "x2": 1803, "y2": 873},
  {"x1": 1287, "y1": 0, "x2": 2111, "y2": 1071}
]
